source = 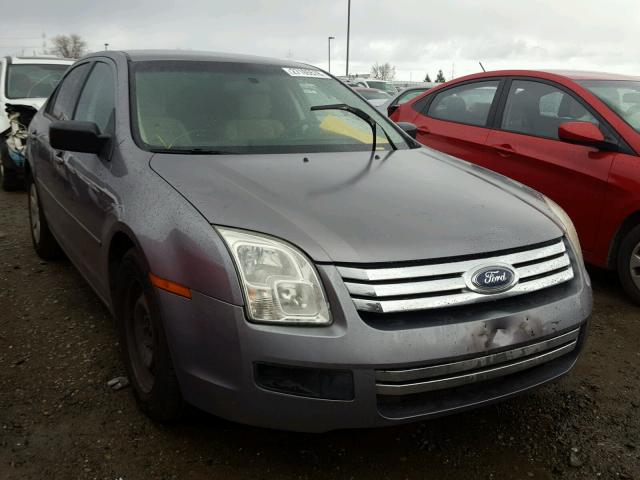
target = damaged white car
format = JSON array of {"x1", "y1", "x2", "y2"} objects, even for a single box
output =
[{"x1": 0, "y1": 56, "x2": 72, "y2": 190}]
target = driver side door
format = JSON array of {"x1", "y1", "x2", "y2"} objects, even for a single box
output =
[{"x1": 57, "y1": 60, "x2": 118, "y2": 296}]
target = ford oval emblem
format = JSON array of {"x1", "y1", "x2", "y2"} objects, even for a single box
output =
[{"x1": 466, "y1": 264, "x2": 518, "y2": 294}]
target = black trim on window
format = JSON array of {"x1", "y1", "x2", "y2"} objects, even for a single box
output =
[
  {"x1": 413, "y1": 77, "x2": 506, "y2": 130},
  {"x1": 71, "y1": 59, "x2": 117, "y2": 127},
  {"x1": 494, "y1": 76, "x2": 636, "y2": 156},
  {"x1": 44, "y1": 61, "x2": 92, "y2": 120}
]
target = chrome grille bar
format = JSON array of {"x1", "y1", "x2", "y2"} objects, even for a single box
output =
[
  {"x1": 353, "y1": 268, "x2": 574, "y2": 313},
  {"x1": 338, "y1": 240, "x2": 566, "y2": 282},
  {"x1": 376, "y1": 338, "x2": 578, "y2": 396},
  {"x1": 376, "y1": 328, "x2": 580, "y2": 383},
  {"x1": 338, "y1": 238, "x2": 574, "y2": 313}
]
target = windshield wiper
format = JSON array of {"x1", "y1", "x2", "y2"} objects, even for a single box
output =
[
  {"x1": 310, "y1": 103, "x2": 397, "y2": 152},
  {"x1": 155, "y1": 148, "x2": 238, "y2": 155}
]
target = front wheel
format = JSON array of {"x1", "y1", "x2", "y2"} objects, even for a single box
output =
[
  {"x1": 115, "y1": 249, "x2": 183, "y2": 422},
  {"x1": 617, "y1": 224, "x2": 640, "y2": 305}
]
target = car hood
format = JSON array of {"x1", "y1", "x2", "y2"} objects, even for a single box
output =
[
  {"x1": 150, "y1": 148, "x2": 562, "y2": 263},
  {"x1": 5, "y1": 98, "x2": 45, "y2": 111}
]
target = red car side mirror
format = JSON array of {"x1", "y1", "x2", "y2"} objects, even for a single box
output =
[{"x1": 558, "y1": 121, "x2": 605, "y2": 147}]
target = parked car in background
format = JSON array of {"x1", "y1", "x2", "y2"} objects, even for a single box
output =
[
  {"x1": 0, "y1": 56, "x2": 72, "y2": 190},
  {"x1": 353, "y1": 87, "x2": 392, "y2": 107},
  {"x1": 391, "y1": 69, "x2": 640, "y2": 303},
  {"x1": 26, "y1": 51, "x2": 591, "y2": 432},
  {"x1": 351, "y1": 78, "x2": 397, "y2": 94},
  {"x1": 380, "y1": 85, "x2": 436, "y2": 115}
]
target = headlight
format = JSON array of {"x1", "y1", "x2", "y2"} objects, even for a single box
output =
[
  {"x1": 543, "y1": 196, "x2": 584, "y2": 266},
  {"x1": 217, "y1": 227, "x2": 331, "y2": 325}
]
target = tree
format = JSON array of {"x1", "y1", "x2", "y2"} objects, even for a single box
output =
[
  {"x1": 435, "y1": 69, "x2": 446, "y2": 83},
  {"x1": 371, "y1": 62, "x2": 396, "y2": 81},
  {"x1": 424, "y1": 73, "x2": 432, "y2": 83},
  {"x1": 49, "y1": 34, "x2": 87, "y2": 59}
]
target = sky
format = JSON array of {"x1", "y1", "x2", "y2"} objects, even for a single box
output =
[{"x1": 1, "y1": 0, "x2": 639, "y2": 82}]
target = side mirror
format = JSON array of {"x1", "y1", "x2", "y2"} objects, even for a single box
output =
[
  {"x1": 396, "y1": 121, "x2": 418, "y2": 139},
  {"x1": 387, "y1": 105, "x2": 399, "y2": 117},
  {"x1": 558, "y1": 121, "x2": 604, "y2": 147},
  {"x1": 50, "y1": 121, "x2": 110, "y2": 154}
]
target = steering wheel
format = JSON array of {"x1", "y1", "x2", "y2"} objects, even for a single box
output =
[{"x1": 626, "y1": 104, "x2": 640, "y2": 118}]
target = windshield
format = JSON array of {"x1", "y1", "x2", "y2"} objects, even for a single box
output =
[
  {"x1": 358, "y1": 89, "x2": 391, "y2": 100},
  {"x1": 131, "y1": 61, "x2": 409, "y2": 154},
  {"x1": 5, "y1": 63, "x2": 69, "y2": 99},
  {"x1": 577, "y1": 80, "x2": 640, "y2": 133},
  {"x1": 366, "y1": 80, "x2": 395, "y2": 93}
]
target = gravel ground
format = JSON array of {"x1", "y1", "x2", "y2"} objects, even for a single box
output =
[{"x1": 0, "y1": 187, "x2": 638, "y2": 480}]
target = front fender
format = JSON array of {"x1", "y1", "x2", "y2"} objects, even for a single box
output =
[{"x1": 103, "y1": 147, "x2": 244, "y2": 310}]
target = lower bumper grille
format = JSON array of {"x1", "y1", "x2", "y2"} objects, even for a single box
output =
[{"x1": 375, "y1": 328, "x2": 580, "y2": 396}]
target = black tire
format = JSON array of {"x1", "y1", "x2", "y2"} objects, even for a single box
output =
[
  {"x1": 0, "y1": 141, "x2": 23, "y2": 191},
  {"x1": 617, "y1": 224, "x2": 640, "y2": 305},
  {"x1": 26, "y1": 174, "x2": 62, "y2": 260},
  {"x1": 115, "y1": 249, "x2": 183, "y2": 422}
]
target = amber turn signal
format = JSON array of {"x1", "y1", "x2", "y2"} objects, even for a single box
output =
[{"x1": 149, "y1": 273, "x2": 192, "y2": 299}]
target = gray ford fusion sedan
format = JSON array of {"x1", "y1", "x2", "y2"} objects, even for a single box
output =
[{"x1": 25, "y1": 50, "x2": 592, "y2": 432}]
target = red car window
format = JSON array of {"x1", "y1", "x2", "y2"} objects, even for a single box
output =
[
  {"x1": 426, "y1": 81, "x2": 499, "y2": 127},
  {"x1": 501, "y1": 80, "x2": 598, "y2": 139}
]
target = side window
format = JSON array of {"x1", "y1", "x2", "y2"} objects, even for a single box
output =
[
  {"x1": 49, "y1": 63, "x2": 91, "y2": 120},
  {"x1": 427, "y1": 81, "x2": 499, "y2": 126},
  {"x1": 501, "y1": 80, "x2": 598, "y2": 139},
  {"x1": 74, "y1": 62, "x2": 116, "y2": 133},
  {"x1": 396, "y1": 89, "x2": 425, "y2": 105}
]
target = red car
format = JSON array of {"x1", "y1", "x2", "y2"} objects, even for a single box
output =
[{"x1": 391, "y1": 70, "x2": 640, "y2": 303}]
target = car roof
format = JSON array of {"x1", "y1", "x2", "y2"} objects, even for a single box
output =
[
  {"x1": 449, "y1": 69, "x2": 640, "y2": 83},
  {"x1": 5, "y1": 56, "x2": 74, "y2": 65},
  {"x1": 99, "y1": 49, "x2": 313, "y2": 69},
  {"x1": 353, "y1": 87, "x2": 382, "y2": 92}
]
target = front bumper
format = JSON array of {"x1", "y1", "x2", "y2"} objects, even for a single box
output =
[{"x1": 156, "y1": 263, "x2": 592, "y2": 433}]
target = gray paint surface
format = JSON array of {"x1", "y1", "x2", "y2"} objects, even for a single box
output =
[{"x1": 26, "y1": 50, "x2": 591, "y2": 432}]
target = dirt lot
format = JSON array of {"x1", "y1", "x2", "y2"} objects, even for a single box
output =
[{"x1": 0, "y1": 187, "x2": 638, "y2": 480}]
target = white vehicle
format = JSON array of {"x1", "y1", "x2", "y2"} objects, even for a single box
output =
[
  {"x1": 351, "y1": 78, "x2": 396, "y2": 95},
  {"x1": 0, "y1": 56, "x2": 73, "y2": 189}
]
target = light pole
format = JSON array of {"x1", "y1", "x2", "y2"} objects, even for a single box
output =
[
  {"x1": 346, "y1": 0, "x2": 351, "y2": 77},
  {"x1": 327, "y1": 36, "x2": 335, "y2": 73}
]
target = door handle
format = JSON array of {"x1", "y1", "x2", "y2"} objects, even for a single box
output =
[
  {"x1": 490, "y1": 143, "x2": 516, "y2": 157},
  {"x1": 417, "y1": 126, "x2": 430, "y2": 135},
  {"x1": 53, "y1": 151, "x2": 65, "y2": 165}
]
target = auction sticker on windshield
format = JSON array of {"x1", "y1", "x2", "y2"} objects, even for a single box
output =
[{"x1": 283, "y1": 67, "x2": 330, "y2": 79}]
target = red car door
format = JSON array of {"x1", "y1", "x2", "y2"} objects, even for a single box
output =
[
  {"x1": 399, "y1": 79, "x2": 503, "y2": 164},
  {"x1": 482, "y1": 78, "x2": 616, "y2": 256}
]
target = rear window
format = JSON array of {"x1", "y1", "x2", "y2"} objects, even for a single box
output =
[
  {"x1": 366, "y1": 80, "x2": 395, "y2": 93},
  {"x1": 358, "y1": 90, "x2": 391, "y2": 100},
  {"x1": 130, "y1": 60, "x2": 409, "y2": 154},
  {"x1": 427, "y1": 81, "x2": 499, "y2": 126},
  {"x1": 397, "y1": 89, "x2": 427, "y2": 105},
  {"x1": 5, "y1": 63, "x2": 69, "y2": 99}
]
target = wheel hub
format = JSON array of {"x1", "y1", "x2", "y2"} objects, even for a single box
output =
[
  {"x1": 630, "y1": 240, "x2": 640, "y2": 290},
  {"x1": 128, "y1": 289, "x2": 156, "y2": 394}
]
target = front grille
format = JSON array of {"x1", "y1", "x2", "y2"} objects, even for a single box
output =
[
  {"x1": 375, "y1": 328, "x2": 580, "y2": 396},
  {"x1": 337, "y1": 238, "x2": 574, "y2": 313}
]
